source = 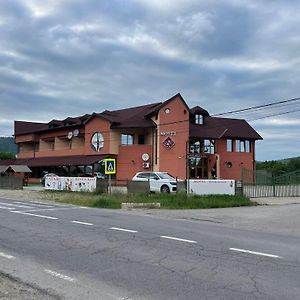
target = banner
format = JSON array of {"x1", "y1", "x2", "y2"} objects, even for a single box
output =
[
  {"x1": 188, "y1": 179, "x2": 235, "y2": 195},
  {"x1": 45, "y1": 176, "x2": 96, "y2": 192}
]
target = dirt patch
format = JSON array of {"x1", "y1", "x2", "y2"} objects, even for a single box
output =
[{"x1": 0, "y1": 272, "x2": 61, "y2": 300}]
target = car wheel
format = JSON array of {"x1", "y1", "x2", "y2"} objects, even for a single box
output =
[{"x1": 161, "y1": 185, "x2": 170, "y2": 193}]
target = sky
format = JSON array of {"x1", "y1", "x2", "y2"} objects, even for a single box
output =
[{"x1": 0, "y1": 0, "x2": 300, "y2": 161}]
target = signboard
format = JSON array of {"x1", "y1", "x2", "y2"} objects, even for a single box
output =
[
  {"x1": 45, "y1": 176, "x2": 96, "y2": 192},
  {"x1": 104, "y1": 158, "x2": 116, "y2": 175},
  {"x1": 188, "y1": 179, "x2": 235, "y2": 195}
]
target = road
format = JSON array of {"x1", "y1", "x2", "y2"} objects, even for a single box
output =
[{"x1": 0, "y1": 197, "x2": 299, "y2": 299}]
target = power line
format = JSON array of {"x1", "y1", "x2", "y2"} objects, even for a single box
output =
[
  {"x1": 248, "y1": 108, "x2": 300, "y2": 121},
  {"x1": 212, "y1": 97, "x2": 300, "y2": 117}
]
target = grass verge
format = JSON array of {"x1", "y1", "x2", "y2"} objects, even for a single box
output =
[{"x1": 41, "y1": 191, "x2": 255, "y2": 209}]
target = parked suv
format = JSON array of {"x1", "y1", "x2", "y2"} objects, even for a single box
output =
[{"x1": 132, "y1": 172, "x2": 177, "y2": 193}]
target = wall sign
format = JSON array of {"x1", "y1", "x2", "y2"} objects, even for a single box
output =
[
  {"x1": 160, "y1": 131, "x2": 176, "y2": 136},
  {"x1": 162, "y1": 137, "x2": 175, "y2": 150}
]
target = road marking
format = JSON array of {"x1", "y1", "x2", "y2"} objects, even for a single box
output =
[
  {"x1": 71, "y1": 220, "x2": 93, "y2": 226},
  {"x1": 12, "y1": 211, "x2": 58, "y2": 220},
  {"x1": 13, "y1": 201, "x2": 54, "y2": 208},
  {"x1": 0, "y1": 252, "x2": 15, "y2": 259},
  {"x1": 0, "y1": 202, "x2": 34, "y2": 209},
  {"x1": 229, "y1": 248, "x2": 282, "y2": 258},
  {"x1": 110, "y1": 227, "x2": 138, "y2": 233},
  {"x1": 44, "y1": 269, "x2": 76, "y2": 282},
  {"x1": 160, "y1": 235, "x2": 197, "y2": 244},
  {"x1": 0, "y1": 206, "x2": 15, "y2": 210},
  {"x1": 24, "y1": 207, "x2": 80, "y2": 212}
]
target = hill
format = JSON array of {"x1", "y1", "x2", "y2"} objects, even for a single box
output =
[
  {"x1": 257, "y1": 156, "x2": 300, "y2": 175},
  {"x1": 0, "y1": 137, "x2": 17, "y2": 153}
]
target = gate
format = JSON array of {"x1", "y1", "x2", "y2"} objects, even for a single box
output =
[{"x1": 242, "y1": 168, "x2": 300, "y2": 197}]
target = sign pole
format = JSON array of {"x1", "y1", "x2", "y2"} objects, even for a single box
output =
[
  {"x1": 109, "y1": 174, "x2": 112, "y2": 196},
  {"x1": 103, "y1": 158, "x2": 116, "y2": 197}
]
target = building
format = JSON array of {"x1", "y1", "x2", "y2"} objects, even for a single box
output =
[{"x1": 7, "y1": 93, "x2": 262, "y2": 182}]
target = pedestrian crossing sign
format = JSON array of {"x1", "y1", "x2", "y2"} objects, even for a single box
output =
[{"x1": 104, "y1": 158, "x2": 116, "y2": 174}]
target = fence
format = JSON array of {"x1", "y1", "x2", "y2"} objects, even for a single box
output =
[
  {"x1": 0, "y1": 176, "x2": 23, "y2": 189},
  {"x1": 242, "y1": 168, "x2": 300, "y2": 197},
  {"x1": 96, "y1": 179, "x2": 187, "y2": 194}
]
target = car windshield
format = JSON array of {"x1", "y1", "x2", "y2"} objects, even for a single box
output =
[{"x1": 157, "y1": 173, "x2": 175, "y2": 180}]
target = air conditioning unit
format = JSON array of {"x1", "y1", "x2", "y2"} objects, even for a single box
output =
[{"x1": 142, "y1": 162, "x2": 150, "y2": 169}]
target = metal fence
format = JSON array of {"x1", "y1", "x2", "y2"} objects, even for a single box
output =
[{"x1": 242, "y1": 168, "x2": 300, "y2": 197}]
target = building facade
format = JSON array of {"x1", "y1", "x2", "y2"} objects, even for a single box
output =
[{"x1": 8, "y1": 94, "x2": 262, "y2": 182}]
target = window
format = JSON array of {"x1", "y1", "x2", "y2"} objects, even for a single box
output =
[
  {"x1": 138, "y1": 135, "x2": 145, "y2": 145},
  {"x1": 121, "y1": 134, "x2": 134, "y2": 145},
  {"x1": 204, "y1": 139, "x2": 214, "y2": 154},
  {"x1": 236, "y1": 140, "x2": 251, "y2": 152},
  {"x1": 189, "y1": 140, "x2": 214, "y2": 154},
  {"x1": 226, "y1": 139, "x2": 233, "y2": 152},
  {"x1": 195, "y1": 114, "x2": 203, "y2": 125}
]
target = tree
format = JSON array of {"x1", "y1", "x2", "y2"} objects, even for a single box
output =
[{"x1": 0, "y1": 152, "x2": 15, "y2": 160}]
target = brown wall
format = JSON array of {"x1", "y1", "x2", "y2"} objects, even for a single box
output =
[
  {"x1": 216, "y1": 139, "x2": 255, "y2": 180},
  {"x1": 157, "y1": 95, "x2": 189, "y2": 179},
  {"x1": 84, "y1": 117, "x2": 111, "y2": 155},
  {"x1": 117, "y1": 145, "x2": 152, "y2": 180}
]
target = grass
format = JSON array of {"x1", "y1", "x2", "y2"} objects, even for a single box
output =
[{"x1": 41, "y1": 190, "x2": 255, "y2": 209}]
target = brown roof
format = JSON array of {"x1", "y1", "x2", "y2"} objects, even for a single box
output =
[
  {"x1": 14, "y1": 121, "x2": 48, "y2": 136},
  {"x1": 0, "y1": 155, "x2": 113, "y2": 167},
  {"x1": 99, "y1": 102, "x2": 161, "y2": 128},
  {"x1": 13, "y1": 93, "x2": 262, "y2": 141},
  {"x1": 190, "y1": 116, "x2": 262, "y2": 140}
]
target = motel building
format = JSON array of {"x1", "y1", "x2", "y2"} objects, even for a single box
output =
[{"x1": 7, "y1": 93, "x2": 262, "y2": 183}]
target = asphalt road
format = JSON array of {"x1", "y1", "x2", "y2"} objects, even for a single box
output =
[{"x1": 0, "y1": 197, "x2": 299, "y2": 299}]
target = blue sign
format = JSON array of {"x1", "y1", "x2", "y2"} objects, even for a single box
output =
[{"x1": 104, "y1": 159, "x2": 116, "y2": 175}]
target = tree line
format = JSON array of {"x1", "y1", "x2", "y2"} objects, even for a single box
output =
[{"x1": 256, "y1": 157, "x2": 300, "y2": 176}]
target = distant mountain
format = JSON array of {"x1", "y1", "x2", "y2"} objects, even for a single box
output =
[{"x1": 0, "y1": 137, "x2": 17, "y2": 153}]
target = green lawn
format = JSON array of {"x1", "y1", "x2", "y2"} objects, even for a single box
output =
[{"x1": 41, "y1": 191, "x2": 255, "y2": 209}]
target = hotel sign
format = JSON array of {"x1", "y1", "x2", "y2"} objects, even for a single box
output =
[{"x1": 160, "y1": 131, "x2": 176, "y2": 136}]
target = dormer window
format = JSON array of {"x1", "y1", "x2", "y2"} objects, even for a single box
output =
[{"x1": 195, "y1": 114, "x2": 203, "y2": 125}]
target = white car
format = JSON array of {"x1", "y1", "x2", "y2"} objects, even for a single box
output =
[{"x1": 132, "y1": 172, "x2": 177, "y2": 193}]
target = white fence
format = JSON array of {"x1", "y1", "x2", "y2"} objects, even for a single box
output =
[
  {"x1": 45, "y1": 176, "x2": 96, "y2": 192},
  {"x1": 188, "y1": 179, "x2": 235, "y2": 195}
]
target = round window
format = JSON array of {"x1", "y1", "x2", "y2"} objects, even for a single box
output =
[{"x1": 91, "y1": 132, "x2": 104, "y2": 152}]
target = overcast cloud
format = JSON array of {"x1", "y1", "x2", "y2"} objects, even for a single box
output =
[{"x1": 1, "y1": 0, "x2": 300, "y2": 160}]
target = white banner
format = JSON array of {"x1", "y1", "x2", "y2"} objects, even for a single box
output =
[
  {"x1": 188, "y1": 179, "x2": 235, "y2": 195},
  {"x1": 45, "y1": 176, "x2": 96, "y2": 192}
]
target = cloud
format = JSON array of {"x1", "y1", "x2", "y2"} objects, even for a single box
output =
[{"x1": 0, "y1": 0, "x2": 300, "y2": 160}]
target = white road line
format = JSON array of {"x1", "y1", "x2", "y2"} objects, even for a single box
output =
[
  {"x1": 0, "y1": 206, "x2": 15, "y2": 210},
  {"x1": 229, "y1": 248, "x2": 282, "y2": 258},
  {"x1": 12, "y1": 211, "x2": 58, "y2": 220},
  {"x1": 160, "y1": 235, "x2": 197, "y2": 244},
  {"x1": 23, "y1": 207, "x2": 80, "y2": 212},
  {"x1": 0, "y1": 202, "x2": 34, "y2": 209},
  {"x1": 71, "y1": 220, "x2": 93, "y2": 226},
  {"x1": 44, "y1": 269, "x2": 76, "y2": 282},
  {"x1": 110, "y1": 227, "x2": 138, "y2": 233},
  {"x1": 0, "y1": 252, "x2": 15, "y2": 259},
  {"x1": 14, "y1": 201, "x2": 54, "y2": 208}
]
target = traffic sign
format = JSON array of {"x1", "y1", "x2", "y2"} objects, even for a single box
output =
[{"x1": 104, "y1": 158, "x2": 116, "y2": 175}]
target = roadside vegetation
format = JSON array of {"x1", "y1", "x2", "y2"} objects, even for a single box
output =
[{"x1": 41, "y1": 191, "x2": 255, "y2": 209}]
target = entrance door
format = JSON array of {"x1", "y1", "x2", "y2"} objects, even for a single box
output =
[{"x1": 189, "y1": 157, "x2": 208, "y2": 179}]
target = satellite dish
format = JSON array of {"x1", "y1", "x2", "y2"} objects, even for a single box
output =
[
  {"x1": 142, "y1": 153, "x2": 149, "y2": 161},
  {"x1": 67, "y1": 131, "x2": 73, "y2": 139},
  {"x1": 73, "y1": 129, "x2": 79, "y2": 137}
]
